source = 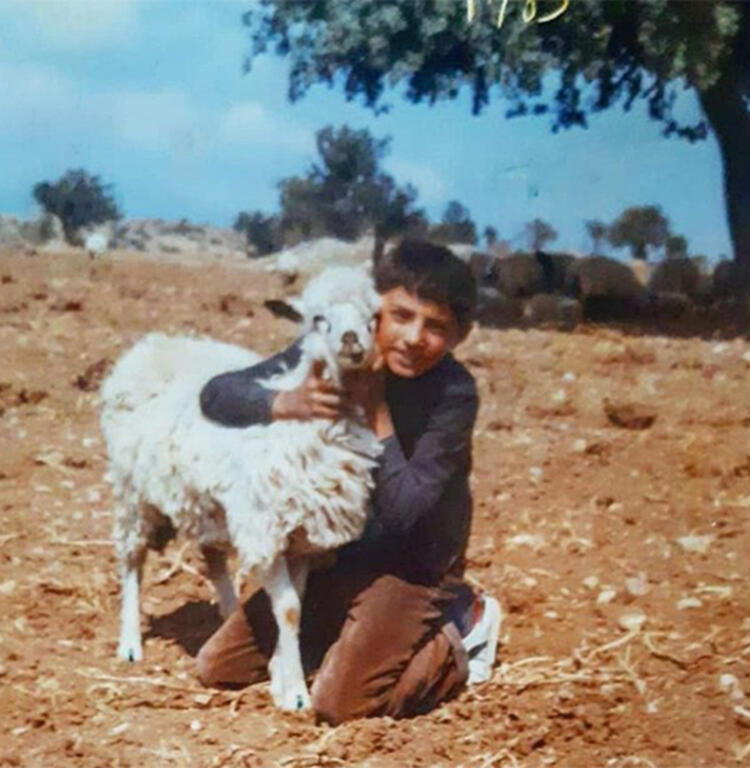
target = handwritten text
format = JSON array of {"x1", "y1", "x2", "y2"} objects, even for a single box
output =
[{"x1": 466, "y1": 0, "x2": 570, "y2": 29}]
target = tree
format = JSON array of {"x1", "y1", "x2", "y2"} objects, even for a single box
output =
[
  {"x1": 243, "y1": 1, "x2": 750, "y2": 289},
  {"x1": 525, "y1": 217, "x2": 557, "y2": 251},
  {"x1": 234, "y1": 211, "x2": 280, "y2": 256},
  {"x1": 665, "y1": 234, "x2": 688, "y2": 259},
  {"x1": 277, "y1": 125, "x2": 424, "y2": 245},
  {"x1": 608, "y1": 205, "x2": 669, "y2": 260},
  {"x1": 484, "y1": 225, "x2": 498, "y2": 248},
  {"x1": 33, "y1": 169, "x2": 120, "y2": 242},
  {"x1": 429, "y1": 200, "x2": 477, "y2": 244},
  {"x1": 585, "y1": 219, "x2": 609, "y2": 254}
]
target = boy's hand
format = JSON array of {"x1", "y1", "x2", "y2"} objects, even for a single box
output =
[{"x1": 271, "y1": 360, "x2": 343, "y2": 421}]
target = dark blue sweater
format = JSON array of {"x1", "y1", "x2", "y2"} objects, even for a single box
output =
[{"x1": 199, "y1": 341, "x2": 478, "y2": 585}]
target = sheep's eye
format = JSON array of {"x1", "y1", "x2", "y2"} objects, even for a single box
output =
[{"x1": 313, "y1": 314, "x2": 330, "y2": 332}]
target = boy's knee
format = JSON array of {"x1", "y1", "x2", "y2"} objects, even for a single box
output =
[
  {"x1": 311, "y1": 671, "x2": 363, "y2": 725},
  {"x1": 311, "y1": 681, "x2": 344, "y2": 725},
  {"x1": 195, "y1": 643, "x2": 221, "y2": 687}
]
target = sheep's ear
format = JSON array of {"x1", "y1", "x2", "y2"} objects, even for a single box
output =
[{"x1": 263, "y1": 298, "x2": 304, "y2": 323}]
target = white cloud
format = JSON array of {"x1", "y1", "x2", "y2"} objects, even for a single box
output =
[
  {"x1": 111, "y1": 90, "x2": 198, "y2": 153},
  {"x1": 385, "y1": 158, "x2": 447, "y2": 202},
  {"x1": 0, "y1": 62, "x2": 78, "y2": 114},
  {"x1": 218, "y1": 102, "x2": 315, "y2": 155},
  {"x1": 1, "y1": 0, "x2": 140, "y2": 51}
]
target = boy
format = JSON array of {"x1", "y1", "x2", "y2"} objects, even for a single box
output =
[{"x1": 196, "y1": 239, "x2": 500, "y2": 723}]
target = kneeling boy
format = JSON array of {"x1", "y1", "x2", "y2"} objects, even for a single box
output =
[{"x1": 196, "y1": 239, "x2": 500, "y2": 723}]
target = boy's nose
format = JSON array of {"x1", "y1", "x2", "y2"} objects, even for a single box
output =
[{"x1": 403, "y1": 322, "x2": 424, "y2": 346}]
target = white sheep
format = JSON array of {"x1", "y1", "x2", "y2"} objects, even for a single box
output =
[{"x1": 100, "y1": 265, "x2": 383, "y2": 711}]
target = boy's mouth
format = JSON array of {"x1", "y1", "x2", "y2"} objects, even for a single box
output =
[{"x1": 392, "y1": 349, "x2": 422, "y2": 369}]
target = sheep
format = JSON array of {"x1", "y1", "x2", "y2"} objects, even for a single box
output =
[
  {"x1": 492, "y1": 253, "x2": 545, "y2": 298},
  {"x1": 475, "y1": 287, "x2": 524, "y2": 328},
  {"x1": 565, "y1": 255, "x2": 648, "y2": 321},
  {"x1": 648, "y1": 258, "x2": 701, "y2": 301},
  {"x1": 523, "y1": 293, "x2": 583, "y2": 331},
  {"x1": 534, "y1": 251, "x2": 576, "y2": 295},
  {"x1": 100, "y1": 264, "x2": 383, "y2": 711}
]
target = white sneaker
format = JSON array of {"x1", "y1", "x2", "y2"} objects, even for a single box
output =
[{"x1": 462, "y1": 594, "x2": 502, "y2": 684}]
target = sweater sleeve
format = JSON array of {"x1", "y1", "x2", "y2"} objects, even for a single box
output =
[
  {"x1": 364, "y1": 375, "x2": 478, "y2": 541},
  {"x1": 199, "y1": 340, "x2": 303, "y2": 427}
]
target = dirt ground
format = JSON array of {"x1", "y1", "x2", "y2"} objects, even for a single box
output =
[{"x1": 1, "y1": 249, "x2": 749, "y2": 768}]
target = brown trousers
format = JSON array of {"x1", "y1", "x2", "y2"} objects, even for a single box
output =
[{"x1": 195, "y1": 561, "x2": 471, "y2": 724}]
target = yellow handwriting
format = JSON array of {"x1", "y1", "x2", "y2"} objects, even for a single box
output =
[{"x1": 467, "y1": 0, "x2": 570, "y2": 28}]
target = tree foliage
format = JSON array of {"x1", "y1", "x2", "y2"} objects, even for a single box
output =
[
  {"x1": 276, "y1": 124, "x2": 425, "y2": 244},
  {"x1": 484, "y1": 225, "x2": 498, "y2": 248},
  {"x1": 429, "y1": 200, "x2": 477, "y2": 244},
  {"x1": 608, "y1": 205, "x2": 669, "y2": 260},
  {"x1": 585, "y1": 219, "x2": 609, "y2": 254},
  {"x1": 665, "y1": 233, "x2": 688, "y2": 259},
  {"x1": 234, "y1": 211, "x2": 280, "y2": 256},
  {"x1": 243, "y1": 1, "x2": 750, "y2": 285},
  {"x1": 525, "y1": 217, "x2": 558, "y2": 251},
  {"x1": 33, "y1": 169, "x2": 121, "y2": 242}
]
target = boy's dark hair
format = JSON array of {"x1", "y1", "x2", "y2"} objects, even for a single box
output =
[{"x1": 374, "y1": 239, "x2": 477, "y2": 332}]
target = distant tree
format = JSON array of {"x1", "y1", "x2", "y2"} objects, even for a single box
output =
[
  {"x1": 33, "y1": 169, "x2": 121, "y2": 242},
  {"x1": 233, "y1": 211, "x2": 280, "y2": 256},
  {"x1": 585, "y1": 219, "x2": 609, "y2": 255},
  {"x1": 484, "y1": 225, "x2": 498, "y2": 249},
  {"x1": 429, "y1": 200, "x2": 477, "y2": 245},
  {"x1": 608, "y1": 205, "x2": 670, "y2": 260},
  {"x1": 665, "y1": 234, "x2": 689, "y2": 259},
  {"x1": 525, "y1": 218, "x2": 558, "y2": 251},
  {"x1": 365, "y1": 177, "x2": 428, "y2": 241},
  {"x1": 278, "y1": 125, "x2": 422, "y2": 245}
]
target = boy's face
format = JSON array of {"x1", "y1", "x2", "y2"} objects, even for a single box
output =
[{"x1": 376, "y1": 287, "x2": 464, "y2": 378}]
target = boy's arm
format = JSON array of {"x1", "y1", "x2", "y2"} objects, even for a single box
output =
[
  {"x1": 364, "y1": 375, "x2": 478, "y2": 541},
  {"x1": 199, "y1": 340, "x2": 303, "y2": 427}
]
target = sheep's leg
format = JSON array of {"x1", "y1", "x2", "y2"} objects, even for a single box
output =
[
  {"x1": 117, "y1": 545, "x2": 147, "y2": 662},
  {"x1": 289, "y1": 558, "x2": 310, "y2": 604},
  {"x1": 262, "y1": 556, "x2": 311, "y2": 711},
  {"x1": 201, "y1": 545, "x2": 237, "y2": 619}
]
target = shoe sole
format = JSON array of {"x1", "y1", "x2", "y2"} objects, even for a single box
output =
[
  {"x1": 483, "y1": 596, "x2": 502, "y2": 671},
  {"x1": 466, "y1": 595, "x2": 503, "y2": 684}
]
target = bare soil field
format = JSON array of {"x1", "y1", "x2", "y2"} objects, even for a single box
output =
[{"x1": 0, "y1": 249, "x2": 749, "y2": 767}]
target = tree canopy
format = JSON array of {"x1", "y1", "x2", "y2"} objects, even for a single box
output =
[
  {"x1": 525, "y1": 217, "x2": 557, "y2": 251},
  {"x1": 585, "y1": 219, "x2": 608, "y2": 255},
  {"x1": 243, "y1": 1, "x2": 750, "y2": 286},
  {"x1": 33, "y1": 169, "x2": 121, "y2": 242},
  {"x1": 665, "y1": 233, "x2": 689, "y2": 259},
  {"x1": 608, "y1": 205, "x2": 669, "y2": 261},
  {"x1": 237, "y1": 124, "x2": 426, "y2": 251},
  {"x1": 234, "y1": 211, "x2": 280, "y2": 256},
  {"x1": 429, "y1": 200, "x2": 477, "y2": 244}
]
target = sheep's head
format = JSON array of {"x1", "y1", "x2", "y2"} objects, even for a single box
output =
[
  {"x1": 304, "y1": 265, "x2": 380, "y2": 373},
  {"x1": 272, "y1": 265, "x2": 381, "y2": 375}
]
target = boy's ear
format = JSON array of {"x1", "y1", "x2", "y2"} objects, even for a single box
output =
[{"x1": 451, "y1": 321, "x2": 473, "y2": 350}]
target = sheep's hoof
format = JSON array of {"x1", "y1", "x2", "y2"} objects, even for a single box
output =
[{"x1": 117, "y1": 639, "x2": 143, "y2": 663}]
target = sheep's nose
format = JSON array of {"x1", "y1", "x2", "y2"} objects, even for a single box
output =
[{"x1": 341, "y1": 331, "x2": 358, "y2": 345}]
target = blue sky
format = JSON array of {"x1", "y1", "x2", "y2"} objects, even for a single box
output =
[{"x1": 0, "y1": 0, "x2": 733, "y2": 259}]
